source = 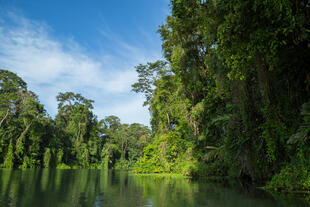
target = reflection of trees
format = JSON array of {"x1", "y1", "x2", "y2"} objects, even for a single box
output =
[
  {"x1": 0, "y1": 169, "x2": 106, "y2": 207},
  {"x1": 268, "y1": 191, "x2": 310, "y2": 207},
  {"x1": 0, "y1": 170, "x2": 309, "y2": 207},
  {"x1": 132, "y1": 175, "x2": 198, "y2": 207},
  {"x1": 0, "y1": 169, "x2": 147, "y2": 207}
]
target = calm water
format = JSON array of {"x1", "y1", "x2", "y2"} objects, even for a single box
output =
[{"x1": 0, "y1": 169, "x2": 308, "y2": 207}]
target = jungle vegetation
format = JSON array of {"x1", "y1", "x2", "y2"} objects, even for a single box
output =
[
  {"x1": 0, "y1": 69, "x2": 151, "y2": 169},
  {"x1": 0, "y1": 0, "x2": 310, "y2": 192},
  {"x1": 131, "y1": 0, "x2": 310, "y2": 191}
]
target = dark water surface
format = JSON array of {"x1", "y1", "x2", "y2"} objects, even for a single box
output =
[{"x1": 0, "y1": 169, "x2": 309, "y2": 207}]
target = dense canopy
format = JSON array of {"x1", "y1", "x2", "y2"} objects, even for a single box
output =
[{"x1": 132, "y1": 0, "x2": 310, "y2": 191}]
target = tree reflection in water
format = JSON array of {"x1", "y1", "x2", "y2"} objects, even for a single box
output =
[{"x1": 0, "y1": 169, "x2": 309, "y2": 207}]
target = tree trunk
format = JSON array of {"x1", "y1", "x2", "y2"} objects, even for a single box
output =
[
  {"x1": 166, "y1": 113, "x2": 170, "y2": 128},
  {"x1": 0, "y1": 108, "x2": 9, "y2": 128},
  {"x1": 16, "y1": 121, "x2": 32, "y2": 147},
  {"x1": 77, "y1": 122, "x2": 81, "y2": 141},
  {"x1": 256, "y1": 55, "x2": 271, "y2": 105}
]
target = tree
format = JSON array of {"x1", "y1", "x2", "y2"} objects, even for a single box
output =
[
  {"x1": 55, "y1": 92, "x2": 97, "y2": 167},
  {"x1": 133, "y1": 0, "x2": 310, "y2": 182},
  {"x1": 0, "y1": 69, "x2": 50, "y2": 168},
  {"x1": 132, "y1": 61, "x2": 171, "y2": 106}
]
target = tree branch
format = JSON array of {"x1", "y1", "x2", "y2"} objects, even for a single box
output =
[{"x1": 0, "y1": 108, "x2": 9, "y2": 128}]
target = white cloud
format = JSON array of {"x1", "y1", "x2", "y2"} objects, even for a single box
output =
[
  {"x1": 0, "y1": 12, "x2": 161, "y2": 125},
  {"x1": 102, "y1": 70, "x2": 137, "y2": 93},
  {"x1": 95, "y1": 95, "x2": 151, "y2": 124}
]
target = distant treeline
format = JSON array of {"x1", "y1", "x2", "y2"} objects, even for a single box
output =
[
  {"x1": 0, "y1": 69, "x2": 151, "y2": 169},
  {"x1": 131, "y1": 0, "x2": 310, "y2": 191}
]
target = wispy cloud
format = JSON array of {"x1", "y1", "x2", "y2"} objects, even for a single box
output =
[{"x1": 0, "y1": 12, "x2": 161, "y2": 125}]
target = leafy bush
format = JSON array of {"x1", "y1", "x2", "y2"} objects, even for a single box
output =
[
  {"x1": 114, "y1": 159, "x2": 130, "y2": 170},
  {"x1": 266, "y1": 163, "x2": 310, "y2": 192},
  {"x1": 56, "y1": 163, "x2": 71, "y2": 169},
  {"x1": 134, "y1": 131, "x2": 198, "y2": 176},
  {"x1": 266, "y1": 101, "x2": 310, "y2": 192}
]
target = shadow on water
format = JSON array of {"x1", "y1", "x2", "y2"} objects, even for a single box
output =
[{"x1": 0, "y1": 169, "x2": 309, "y2": 207}]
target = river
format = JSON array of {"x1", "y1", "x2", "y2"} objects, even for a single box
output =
[{"x1": 0, "y1": 169, "x2": 308, "y2": 207}]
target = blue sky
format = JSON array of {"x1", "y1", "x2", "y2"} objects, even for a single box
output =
[{"x1": 0, "y1": 0, "x2": 170, "y2": 125}]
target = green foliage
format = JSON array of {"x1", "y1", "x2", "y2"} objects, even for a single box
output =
[
  {"x1": 43, "y1": 148, "x2": 52, "y2": 168},
  {"x1": 56, "y1": 163, "x2": 71, "y2": 169},
  {"x1": 134, "y1": 132, "x2": 198, "y2": 176},
  {"x1": 56, "y1": 149, "x2": 64, "y2": 165},
  {"x1": 1, "y1": 69, "x2": 49, "y2": 168},
  {"x1": 0, "y1": 69, "x2": 150, "y2": 170},
  {"x1": 80, "y1": 144, "x2": 89, "y2": 168},
  {"x1": 288, "y1": 101, "x2": 310, "y2": 146},
  {"x1": 1, "y1": 0, "x2": 310, "y2": 193},
  {"x1": 3, "y1": 142, "x2": 14, "y2": 168},
  {"x1": 132, "y1": 61, "x2": 170, "y2": 106},
  {"x1": 266, "y1": 162, "x2": 310, "y2": 192},
  {"x1": 114, "y1": 159, "x2": 130, "y2": 170},
  {"x1": 267, "y1": 101, "x2": 310, "y2": 192},
  {"x1": 99, "y1": 118, "x2": 151, "y2": 169},
  {"x1": 20, "y1": 156, "x2": 37, "y2": 169},
  {"x1": 132, "y1": 0, "x2": 310, "y2": 191}
]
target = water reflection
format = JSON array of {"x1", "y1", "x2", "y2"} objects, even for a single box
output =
[{"x1": 0, "y1": 169, "x2": 309, "y2": 207}]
